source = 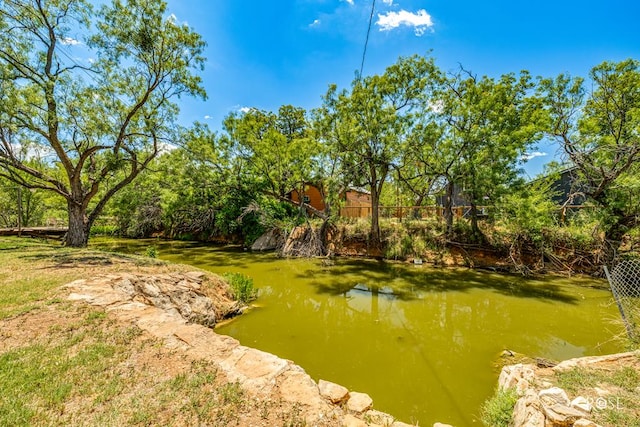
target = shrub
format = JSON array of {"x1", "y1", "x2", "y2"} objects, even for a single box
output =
[
  {"x1": 223, "y1": 273, "x2": 257, "y2": 303},
  {"x1": 480, "y1": 387, "x2": 518, "y2": 427},
  {"x1": 145, "y1": 246, "x2": 157, "y2": 258}
]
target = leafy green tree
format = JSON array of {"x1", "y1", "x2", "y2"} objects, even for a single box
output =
[
  {"x1": 435, "y1": 69, "x2": 543, "y2": 241},
  {"x1": 539, "y1": 59, "x2": 640, "y2": 262},
  {"x1": 317, "y1": 55, "x2": 438, "y2": 241},
  {"x1": 107, "y1": 165, "x2": 164, "y2": 237},
  {"x1": 0, "y1": 0, "x2": 206, "y2": 246},
  {"x1": 401, "y1": 110, "x2": 461, "y2": 232},
  {"x1": 223, "y1": 105, "x2": 319, "y2": 213},
  {"x1": 0, "y1": 179, "x2": 45, "y2": 228}
]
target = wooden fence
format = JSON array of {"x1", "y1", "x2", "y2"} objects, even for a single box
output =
[
  {"x1": 339, "y1": 205, "x2": 593, "y2": 222},
  {"x1": 339, "y1": 205, "x2": 490, "y2": 220}
]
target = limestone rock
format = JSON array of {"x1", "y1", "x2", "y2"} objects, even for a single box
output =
[
  {"x1": 319, "y1": 379, "x2": 349, "y2": 404},
  {"x1": 278, "y1": 369, "x2": 325, "y2": 408},
  {"x1": 67, "y1": 273, "x2": 222, "y2": 327},
  {"x1": 433, "y1": 423, "x2": 454, "y2": 427},
  {"x1": 571, "y1": 396, "x2": 592, "y2": 414},
  {"x1": 134, "y1": 275, "x2": 219, "y2": 327},
  {"x1": 342, "y1": 414, "x2": 368, "y2": 427},
  {"x1": 499, "y1": 363, "x2": 535, "y2": 393},
  {"x1": 538, "y1": 387, "x2": 570, "y2": 405},
  {"x1": 553, "y1": 351, "x2": 640, "y2": 371},
  {"x1": 512, "y1": 390, "x2": 545, "y2": 427},
  {"x1": 251, "y1": 228, "x2": 283, "y2": 251},
  {"x1": 542, "y1": 403, "x2": 586, "y2": 426},
  {"x1": 573, "y1": 419, "x2": 602, "y2": 427},
  {"x1": 346, "y1": 392, "x2": 373, "y2": 414}
]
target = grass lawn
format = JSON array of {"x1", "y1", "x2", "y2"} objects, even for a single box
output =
[{"x1": 0, "y1": 237, "x2": 312, "y2": 427}]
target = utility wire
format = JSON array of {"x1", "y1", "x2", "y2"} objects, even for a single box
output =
[{"x1": 359, "y1": 0, "x2": 376, "y2": 79}]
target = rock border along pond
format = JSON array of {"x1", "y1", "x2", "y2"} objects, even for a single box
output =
[{"x1": 65, "y1": 272, "x2": 416, "y2": 427}]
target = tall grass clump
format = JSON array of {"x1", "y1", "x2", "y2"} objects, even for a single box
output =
[
  {"x1": 480, "y1": 387, "x2": 518, "y2": 427},
  {"x1": 223, "y1": 273, "x2": 257, "y2": 303}
]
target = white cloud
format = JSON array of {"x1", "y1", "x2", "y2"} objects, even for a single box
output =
[
  {"x1": 376, "y1": 9, "x2": 434, "y2": 36},
  {"x1": 204, "y1": 115, "x2": 212, "y2": 120},
  {"x1": 342, "y1": 0, "x2": 354, "y2": 4},
  {"x1": 60, "y1": 37, "x2": 81, "y2": 46},
  {"x1": 239, "y1": 106, "x2": 252, "y2": 114},
  {"x1": 309, "y1": 19, "x2": 321, "y2": 28},
  {"x1": 521, "y1": 151, "x2": 548, "y2": 161},
  {"x1": 382, "y1": 0, "x2": 393, "y2": 4}
]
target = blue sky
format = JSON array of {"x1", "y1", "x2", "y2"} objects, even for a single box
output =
[{"x1": 166, "y1": 0, "x2": 639, "y2": 176}]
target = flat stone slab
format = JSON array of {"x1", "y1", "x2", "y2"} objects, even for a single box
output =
[
  {"x1": 318, "y1": 379, "x2": 349, "y2": 404},
  {"x1": 347, "y1": 391, "x2": 373, "y2": 414}
]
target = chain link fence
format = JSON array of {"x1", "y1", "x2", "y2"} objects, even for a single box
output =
[{"x1": 604, "y1": 260, "x2": 640, "y2": 343}]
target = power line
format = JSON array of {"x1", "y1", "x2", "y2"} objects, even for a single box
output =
[{"x1": 359, "y1": 0, "x2": 376, "y2": 79}]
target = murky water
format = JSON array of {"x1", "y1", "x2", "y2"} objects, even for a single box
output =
[{"x1": 92, "y1": 238, "x2": 624, "y2": 426}]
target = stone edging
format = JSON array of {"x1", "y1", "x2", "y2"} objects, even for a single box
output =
[
  {"x1": 499, "y1": 351, "x2": 640, "y2": 427},
  {"x1": 65, "y1": 272, "x2": 416, "y2": 427}
]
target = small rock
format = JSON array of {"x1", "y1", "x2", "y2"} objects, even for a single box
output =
[
  {"x1": 342, "y1": 414, "x2": 368, "y2": 427},
  {"x1": 571, "y1": 396, "x2": 592, "y2": 414},
  {"x1": 433, "y1": 423, "x2": 454, "y2": 427},
  {"x1": 319, "y1": 379, "x2": 349, "y2": 404},
  {"x1": 346, "y1": 392, "x2": 373, "y2": 414},
  {"x1": 512, "y1": 391, "x2": 545, "y2": 427},
  {"x1": 535, "y1": 357, "x2": 557, "y2": 368},
  {"x1": 573, "y1": 419, "x2": 602, "y2": 427},
  {"x1": 391, "y1": 422, "x2": 415, "y2": 427},
  {"x1": 543, "y1": 403, "x2": 586, "y2": 425},
  {"x1": 538, "y1": 387, "x2": 570, "y2": 405},
  {"x1": 184, "y1": 271, "x2": 206, "y2": 280},
  {"x1": 499, "y1": 364, "x2": 535, "y2": 392}
]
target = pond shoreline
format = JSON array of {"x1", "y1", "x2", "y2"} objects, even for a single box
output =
[{"x1": 64, "y1": 271, "x2": 418, "y2": 427}]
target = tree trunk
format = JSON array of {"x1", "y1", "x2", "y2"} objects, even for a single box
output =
[
  {"x1": 370, "y1": 187, "x2": 381, "y2": 243},
  {"x1": 413, "y1": 195, "x2": 424, "y2": 219},
  {"x1": 469, "y1": 199, "x2": 482, "y2": 243},
  {"x1": 16, "y1": 187, "x2": 22, "y2": 237},
  {"x1": 444, "y1": 181, "x2": 454, "y2": 237},
  {"x1": 65, "y1": 200, "x2": 90, "y2": 247}
]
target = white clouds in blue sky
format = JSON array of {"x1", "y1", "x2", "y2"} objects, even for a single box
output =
[
  {"x1": 309, "y1": 1, "x2": 434, "y2": 37},
  {"x1": 376, "y1": 9, "x2": 434, "y2": 36},
  {"x1": 60, "y1": 37, "x2": 81, "y2": 46},
  {"x1": 521, "y1": 152, "x2": 548, "y2": 161}
]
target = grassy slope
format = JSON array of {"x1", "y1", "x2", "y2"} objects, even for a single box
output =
[{"x1": 0, "y1": 237, "x2": 310, "y2": 427}]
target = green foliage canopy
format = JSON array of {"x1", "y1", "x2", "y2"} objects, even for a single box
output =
[{"x1": 0, "y1": 0, "x2": 206, "y2": 246}]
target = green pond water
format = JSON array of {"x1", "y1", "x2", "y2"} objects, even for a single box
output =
[{"x1": 91, "y1": 238, "x2": 624, "y2": 426}]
